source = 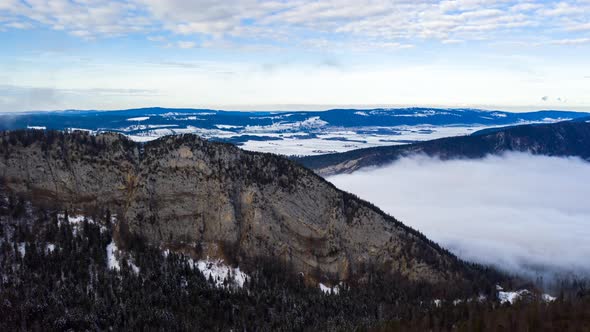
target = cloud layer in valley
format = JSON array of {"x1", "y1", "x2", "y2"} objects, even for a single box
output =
[{"x1": 329, "y1": 153, "x2": 590, "y2": 280}]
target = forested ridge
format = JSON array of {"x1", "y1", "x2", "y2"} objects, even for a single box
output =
[
  {"x1": 2, "y1": 192, "x2": 590, "y2": 331},
  {"x1": 296, "y1": 121, "x2": 590, "y2": 176},
  {"x1": 1, "y1": 130, "x2": 590, "y2": 331}
]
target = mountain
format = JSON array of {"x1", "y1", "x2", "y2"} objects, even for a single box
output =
[
  {"x1": 1, "y1": 107, "x2": 588, "y2": 156},
  {"x1": 0, "y1": 129, "x2": 488, "y2": 286},
  {"x1": 296, "y1": 120, "x2": 590, "y2": 176}
]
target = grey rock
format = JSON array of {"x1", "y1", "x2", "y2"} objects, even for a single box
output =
[{"x1": 0, "y1": 131, "x2": 467, "y2": 284}]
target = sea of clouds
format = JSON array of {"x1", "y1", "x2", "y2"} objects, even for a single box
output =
[{"x1": 328, "y1": 153, "x2": 590, "y2": 280}]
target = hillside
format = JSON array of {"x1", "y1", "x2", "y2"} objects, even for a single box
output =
[
  {"x1": 0, "y1": 129, "x2": 490, "y2": 286},
  {"x1": 2, "y1": 107, "x2": 588, "y2": 156},
  {"x1": 296, "y1": 121, "x2": 590, "y2": 176}
]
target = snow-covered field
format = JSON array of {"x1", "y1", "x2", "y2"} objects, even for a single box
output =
[
  {"x1": 120, "y1": 124, "x2": 494, "y2": 156},
  {"x1": 12, "y1": 107, "x2": 575, "y2": 157},
  {"x1": 240, "y1": 125, "x2": 486, "y2": 155}
]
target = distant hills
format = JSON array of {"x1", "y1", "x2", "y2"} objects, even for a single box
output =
[
  {"x1": 296, "y1": 120, "x2": 590, "y2": 176},
  {"x1": 2, "y1": 107, "x2": 587, "y2": 131},
  {"x1": 1, "y1": 107, "x2": 588, "y2": 155}
]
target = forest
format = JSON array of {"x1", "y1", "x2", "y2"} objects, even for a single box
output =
[{"x1": 1, "y1": 184, "x2": 590, "y2": 331}]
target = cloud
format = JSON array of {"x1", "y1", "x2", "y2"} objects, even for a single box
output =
[
  {"x1": 328, "y1": 153, "x2": 590, "y2": 280},
  {"x1": 0, "y1": 0, "x2": 589, "y2": 49},
  {"x1": 0, "y1": 0, "x2": 151, "y2": 37},
  {"x1": 0, "y1": 84, "x2": 161, "y2": 112},
  {"x1": 548, "y1": 37, "x2": 590, "y2": 45},
  {"x1": 147, "y1": 35, "x2": 166, "y2": 42},
  {"x1": 3, "y1": 20, "x2": 32, "y2": 29},
  {"x1": 176, "y1": 41, "x2": 197, "y2": 49}
]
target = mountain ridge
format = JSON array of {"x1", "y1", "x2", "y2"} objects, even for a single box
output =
[
  {"x1": 296, "y1": 120, "x2": 590, "y2": 176},
  {"x1": 0, "y1": 129, "x2": 490, "y2": 286}
]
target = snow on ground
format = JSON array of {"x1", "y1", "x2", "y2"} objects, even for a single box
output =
[
  {"x1": 122, "y1": 123, "x2": 484, "y2": 155},
  {"x1": 498, "y1": 290, "x2": 529, "y2": 304},
  {"x1": 319, "y1": 283, "x2": 340, "y2": 295},
  {"x1": 66, "y1": 128, "x2": 96, "y2": 134},
  {"x1": 498, "y1": 288, "x2": 556, "y2": 304},
  {"x1": 161, "y1": 251, "x2": 249, "y2": 289},
  {"x1": 216, "y1": 124, "x2": 243, "y2": 129},
  {"x1": 14, "y1": 242, "x2": 57, "y2": 257},
  {"x1": 491, "y1": 112, "x2": 507, "y2": 118},
  {"x1": 241, "y1": 125, "x2": 486, "y2": 156},
  {"x1": 127, "y1": 116, "x2": 150, "y2": 121},
  {"x1": 126, "y1": 126, "x2": 238, "y2": 142},
  {"x1": 17, "y1": 243, "x2": 26, "y2": 257},
  {"x1": 27, "y1": 126, "x2": 46, "y2": 130},
  {"x1": 542, "y1": 117, "x2": 571, "y2": 122},
  {"x1": 192, "y1": 259, "x2": 248, "y2": 288},
  {"x1": 57, "y1": 213, "x2": 108, "y2": 233},
  {"x1": 106, "y1": 240, "x2": 140, "y2": 273},
  {"x1": 432, "y1": 287, "x2": 555, "y2": 306},
  {"x1": 245, "y1": 116, "x2": 328, "y2": 133},
  {"x1": 106, "y1": 242, "x2": 120, "y2": 270},
  {"x1": 116, "y1": 119, "x2": 536, "y2": 156},
  {"x1": 118, "y1": 124, "x2": 179, "y2": 132}
]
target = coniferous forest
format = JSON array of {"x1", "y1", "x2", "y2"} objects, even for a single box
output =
[{"x1": 1, "y1": 186, "x2": 590, "y2": 331}]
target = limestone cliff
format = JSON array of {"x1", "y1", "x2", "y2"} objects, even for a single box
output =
[{"x1": 0, "y1": 130, "x2": 471, "y2": 284}]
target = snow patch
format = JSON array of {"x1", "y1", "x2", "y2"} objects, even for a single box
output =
[
  {"x1": 161, "y1": 252, "x2": 249, "y2": 289},
  {"x1": 192, "y1": 259, "x2": 248, "y2": 289},
  {"x1": 66, "y1": 128, "x2": 96, "y2": 134},
  {"x1": 245, "y1": 116, "x2": 328, "y2": 133},
  {"x1": 319, "y1": 283, "x2": 340, "y2": 295},
  {"x1": 216, "y1": 124, "x2": 243, "y2": 129},
  {"x1": 106, "y1": 242, "x2": 120, "y2": 271},
  {"x1": 57, "y1": 213, "x2": 109, "y2": 233},
  {"x1": 127, "y1": 116, "x2": 150, "y2": 122},
  {"x1": 542, "y1": 117, "x2": 572, "y2": 122},
  {"x1": 17, "y1": 243, "x2": 26, "y2": 257},
  {"x1": 106, "y1": 241, "x2": 140, "y2": 274},
  {"x1": 498, "y1": 289, "x2": 556, "y2": 304},
  {"x1": 27, "y1": 126, "x2": 46, "y2": 130}
]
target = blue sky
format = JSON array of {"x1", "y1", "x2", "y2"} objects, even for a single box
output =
[{"x1": 1, "y1": 0, "x2": 590, "y2": 112}]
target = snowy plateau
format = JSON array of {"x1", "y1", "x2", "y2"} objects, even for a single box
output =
[{"x1": 3, "y1": 107, "x2": 588, "y2": 156}]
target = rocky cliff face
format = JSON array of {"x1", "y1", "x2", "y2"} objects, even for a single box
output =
[{"x1": 0, "y1": 130, "x2": 469, "y2": 284}]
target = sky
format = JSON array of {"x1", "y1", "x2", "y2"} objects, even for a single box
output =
[
  {"x1": 329, "y1": 153, "x2": 590, "y2": 281},
  {"x1": 1, "y1": 0, "x2": 590, "y2": 112}
]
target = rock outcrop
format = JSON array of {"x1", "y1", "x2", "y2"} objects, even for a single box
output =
[{"x1": 0, "y1": 130, "x2": 470, "y2": 284}]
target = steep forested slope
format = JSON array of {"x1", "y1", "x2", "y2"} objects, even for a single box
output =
[
  {"x1": 296, "y1": 121, "x2": 590, "y2": 176},
  {"x1": 0, "y1": 130, "x2": 488, "y2": 286}
]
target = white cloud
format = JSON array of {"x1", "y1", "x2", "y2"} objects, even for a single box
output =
[
  {"x1": 147, "y1": 35, "x2": 166, "y2": 42},
  {"x1": 177, "y1": 41, "x2": 197, "y2": 49},
  {"x1": 548, "y1": 37, "x2": 590, "y2": 45},
  {"x1": 328, "y1": 153, "x2": 590, "y2": 280},
  {"x1": 0, "y1": 0, "x2": 588, "y2": 48},
  {"x1": 3, "y1": 21, "x2": 32, "y2": 29}
]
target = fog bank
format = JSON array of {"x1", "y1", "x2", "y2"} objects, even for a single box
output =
[{"x1": 328, "y1": 153, "x2": 590, "y2": 279}]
